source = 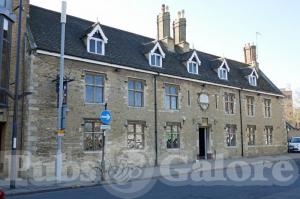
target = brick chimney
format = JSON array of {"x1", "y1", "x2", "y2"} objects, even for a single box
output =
[
  {"x1": 173, "y1": 10, "x2": 189, "y2": 52},
  {"x1": 243, "y1": 43, "x2": 258, "y2": 67},
  {"x1": 157, "y1": 4, "x2": 174, "y2": 51}
]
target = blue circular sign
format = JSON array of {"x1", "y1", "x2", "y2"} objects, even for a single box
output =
[{"x1": 100, "y1": 110, "x2": 112, "y2": 125}]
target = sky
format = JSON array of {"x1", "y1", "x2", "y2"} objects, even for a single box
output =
[{"x1": 30, "y1": 0, "x2": 300, "y2": 93}]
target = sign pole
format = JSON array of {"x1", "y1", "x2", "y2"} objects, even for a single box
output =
[
  {"x1": 100, "y1": 103, "x2": 109, "y2": 181},
  {"x1": 56, "y1": 0, "x2": 67, "y2": 183}
]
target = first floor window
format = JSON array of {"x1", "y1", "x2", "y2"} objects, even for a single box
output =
[
  {"x1": 224, "y1": 92, "x2": 235, "y2": 114},
  {"x1": 85, "y1": 73, "x2": 104, "y2": 103},
  {"x1": 264, "y1": 99, "x2": 271, "y2": 117},
  {"x1": 225, "y1": 124, "x2": 237, "y2": 147},
  {"x1": 128, "y1": 79, "x2": 144, "y2": 107},
  {"x1": 265, "y1": 126, "x2": 273, "y2": 145},
  {"x1": 83, "y1": 120, "x2": 103, "y2": 151},
  {"x1": 127, "y1": 121, "x2": 145, "y2": 149},
  {"x1": 247, "y1": 125, "x2": 256, "y2": 146},
  {"x1": 164, "y1": 84, "x2": 178, "y2": 110},
  {"x1": 246, "y1": 96, "x2": 255, "y2": 116},
  {"x1": 166, "y1": 123, "x2": 180, "y2": 149}
]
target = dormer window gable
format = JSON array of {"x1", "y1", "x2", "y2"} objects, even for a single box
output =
[
  {"x1": 187, "y1": 51, "x2": 201, "y2": 74},
  {"x1": 87, "y1": 23, "x2": 108, "y2": 55},
  {"x1": 248, "y1": 68, "x2": 259, "y2": 87},
  {"x1": 217, "y1": 58, "x2": 230, "y2": 80},
  {"x1": 149, "y1": 42, "x2": 165, "y2": 67}
]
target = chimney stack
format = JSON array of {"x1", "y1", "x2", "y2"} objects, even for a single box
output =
[
  {"x1": 243, "y1": 43, "x2": 258, "y2": 67},
  {"x1": 157, "y1": 4, "x2": 175, "y2": 51},
  {"x1": 173, "y1": 10, "x2": 189, "y2": 52},
  {"x1": 157, "y1": 4, "x2": 171, "y2": 40}
]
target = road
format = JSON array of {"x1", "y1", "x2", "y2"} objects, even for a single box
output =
[{"x1": 8, "y1": 159, "x2": 300, "y2": 199}]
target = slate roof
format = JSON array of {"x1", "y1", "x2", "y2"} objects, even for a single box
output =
[{"x1": 28, "y1": 5, "x2": 283, "y2": 96}]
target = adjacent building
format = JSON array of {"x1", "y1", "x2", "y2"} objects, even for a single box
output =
[{"x1": 0, "y1": 3, "x2": 287, "y2": 179}]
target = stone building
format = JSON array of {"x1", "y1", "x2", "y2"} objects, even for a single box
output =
[
  {"x1": 281, "y1": 88, "x2": 295, "y2": 124},
  {"x1": 1, "y1": 3, "x2": 287, "y2": 179}
]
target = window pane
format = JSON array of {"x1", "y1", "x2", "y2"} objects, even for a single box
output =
[
  {"x1": 96, "y1": 40, "x2": 102, "y2": 54},
  {"x1": 94, "y1": 133, "x2": 103, "y2": 151},
  {"x1": 128, "y1": 80, "x2": 134, "y2": 90},
  {"x1": 95, "y1": 75, "x2": 103, "y2": 86},
  {"x1": 189, "y1": 63, "x2": 193, "y2": 72},
  {"x1": 128, "y1": 91, "x2": 135, "y2": 106},
  {"x1": 95, "y1": 87, "x2": 103, "y2": 103},
  {"x1": 171, "y1": 96, "x2": 177, "y2": 109},
  {"x1": 135, "y1": 81, "x2": 142, "y2": 91},
  {"x1": 84, "y1": 122, "x2": 93, "y2": 132},
  {"x1": 94, "y1": 122, "x2": 101, "y2": 132},
  {"x1": 135, "y1": 92, "x2": 143, "y2": 107},
  {"x1": 156, "y1": 55, "x2": 161, "y2": 66},
  {"x1": 90, "y1": 39, "x2": 96, "y2": 53},
  {"x1": 136, "y1": 124, "x2": 142, "y2": 133},
  {"x1": 85, "y1": 74, "x2": 94, "y2": 85},
  {"x1": 128, "y1": 124, "x2": 134, "y2": 133},
  {"x1": 84, "y1": 133, "x2": 94, "y2": 151},
  {"x1": 151, "y1": 54, "x2": 155, "y2": 66},
  {"x1": 170, "y1": 86, "x2": 177, "y2": 95},
  {"x1": 165, "y1": 96, "x2": 170, "y2": 109},
  {"x1": 85, "y1": 86, "x2": 94, "y2": 103}
]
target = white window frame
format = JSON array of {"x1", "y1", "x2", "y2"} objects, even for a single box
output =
[
  {"x1": 86, "y1": 23, "x2": 108, "y2": 55},
  {"x1": 187, "y1": 51, "x2": 201, "y2": 74},
  {"x1": 148, "y1": 42, "x2": 165, "y2": 68},
  {"x1": 149, "y1": 52, "x2": 162, "y2": 67},
  {"x1": 248, "y1": 69, "x2": 259, "y2": 86},
  {"x1": 187, "y1": 61, "x2": 198, "y2": 74},
  {"x1": 248, "y1": 75, "x2": 257, "y2": 86},
  {"x1": 217, "y1": 58, "x2": 230, "y2": 80},
  {"x1": 87, "y1": 37, "x2": 105, "y2": 55},
  {"x1": 218, "y1": 67, "x2": 228, "y2": 80}
]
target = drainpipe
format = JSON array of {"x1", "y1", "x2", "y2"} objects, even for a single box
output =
[
  {"x1": 238, "y1": 90, "x2": 244, "y2": 157},
  {"x1": 154, "y1": 74, "x2": 158, "y2": 166}
]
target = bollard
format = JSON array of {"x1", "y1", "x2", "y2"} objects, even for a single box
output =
[{"x1": 0, "y1": 190, "x2": 5, "y2": 199}]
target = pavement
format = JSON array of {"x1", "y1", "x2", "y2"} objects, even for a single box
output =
[{"x1": 1, "y1": 153, "x2": 300, "y2": 198}]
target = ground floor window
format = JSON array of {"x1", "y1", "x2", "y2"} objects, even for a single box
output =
[
  {"x1": 83, "y1": 119, "x2": 103, "y2": 151},
  {"x1": 247, "y1": 125, "x2": 256, "y2": 146},
  {"x1": 166, "y1": 123, "x2": 180, "y2": 149},
  {"x1": 264, "y1": 126, "x2": 273, "y2": 145},
  {"x1": 127, "y1": 121, "x2": 145, "y2": 149},
  {"x1": 225, "y1": 124, "x2": 237, "y2": 147}
]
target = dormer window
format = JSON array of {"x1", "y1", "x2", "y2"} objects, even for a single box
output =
[
  {"x1": 88, "y1": 37, "x2": 103, "y2": 55},
  {"x1": 217, "y1": 58, "x2": 230, "y2": 80},
  {"x1": 187, "y1": 51, "x2": 201, "y2": 74},
  {"x1": 86, "y1": 23, "x2": 108, "y2": 56},
  {"x1": 218, "y1": 67, "x2": 228, "y2": 80},
  {"x1": 188, "y1": 61, "x2": 198, "y2": 74},
  {"x1": 148, "y1": 42, "x2": 165, "y2": 67},
  {"x1": 218, "y1": 58, "x2": 230, "y2": 80},
  {"x1": 248, "y1": 69, "x2": 258, "y2": 86},
  {"x1": 150, "y1": 53, "x2": 162, "y2": 67}
]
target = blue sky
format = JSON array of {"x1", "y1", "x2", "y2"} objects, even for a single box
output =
[{"x1": 30, "y1": 0, "x2": 300, "y2": 92}]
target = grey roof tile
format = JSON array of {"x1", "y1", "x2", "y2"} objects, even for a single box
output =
[{"x1": 29, "y1": 5, "x2": 282, "y2": 95}]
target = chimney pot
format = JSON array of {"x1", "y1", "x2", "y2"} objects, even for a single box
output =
[
  {"x1": 181, "y1": 10, "x2": 185, "y2": 18},
  {"x1": 161, "y1": 4, "x2": 165, "y2": 13}
]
